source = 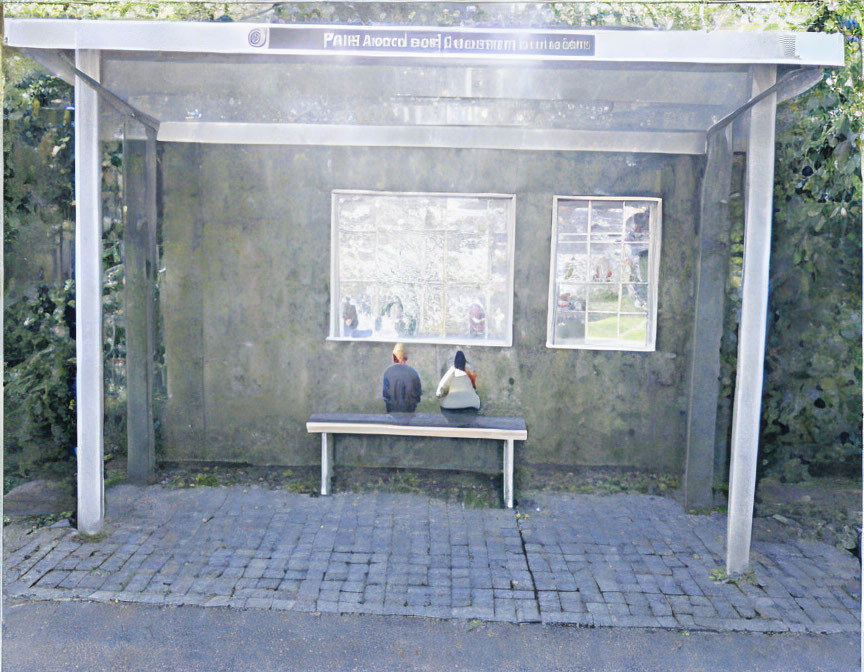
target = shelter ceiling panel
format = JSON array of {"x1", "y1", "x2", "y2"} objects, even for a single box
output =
[{"x1": 99, "y1": 54, "x2": 749, "y2": 133}]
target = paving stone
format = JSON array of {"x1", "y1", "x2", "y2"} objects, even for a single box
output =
[
  {"x1": 515, "y1": 600, "x2": 541, "y2": 622},
  {"x1": 613, "y1": 615, "x2": 662, "y2": 629},
  {"x1": 538, "y1": 591, "x2": 561, "y2": 612},
  {"x1": 5, "y1": 486, "x2": 858, "y2": 636},
  {"x1": 585, "y1": 602, "x2": 609, "y2": 616},
  {"x1": 542, "y1": 612, "x2": 594, "y2": 626},
  {"x1": 246, "y1": 597, "x2": 274, "y2": 610},
  {"x1": 493, "y1": 598, "x2": 516, "y2": 620},
  {"x1": 709, "y1": 597, "x2": 739, "y2": 619}
]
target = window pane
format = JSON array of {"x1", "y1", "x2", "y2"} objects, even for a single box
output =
[
  {"x1": 624, "y1": 203, "x2": 651, "y2": 241},
  {"x1": 490, "y1": 232, "x2": 510, "y2": 283},
  {"x1": 557, "y1": 200, "x2": 589, "y2": 236},
  {"x1": 589, "y1": 243, "x2": 622, "y2": 283},
  {"x1": 556, "y1": 241, "x2": 588, "y2": 283},
  {"x1": 376, "y1": 235, "x2": 402, "y2": 283},
  {"x1": 421, "y1": 203, "x2": 445, "y2": 231},
  {"x1": 556, "y1": 282, "x2": 587, "y2": 311},
  {"x1": 375, "y1": 195, "x2": 421, "y2": 231},
  {"x1": 399, "y1": 231, "x2": 427, "y2": 283},
  {"x1": 554, "y1": 283, "x2": 587, "y2": 343},
  {"x1": 619, "y1": 314, "x2": 648, "y2": 343},
  {"x1": 590, "y1": 202, "x2": 624, "y2": 241},
  {"x1": 418, "y1": 284, "x2": 444, "y2": 339},
  {"x1": 447, "y1": 231, "x2": 488, "y2": 284},
  {"x1": 485, "y1": 285, "x2": 510, "y2": 341},
  {"x1": 339, "y1": 283, "x2": 376, "y2": 338},
  {"x1": 588, "y1": 285, "x2": 620, "y2": 312},
  {"x1": 445, "y1": 285, "x2": 488, "y2": 340},
  {"x1": 620, "y1": 284, "x2": 649, "y2": 312},
  {"x1": 422, "y1": 232, "x2": 445, "y2": 283},
  {"x1": 376, "y1": 285, "x2": 422, "y2": 339},
  {"x1": 555, "y1": 310, "x2": 586, "y2": 343},
  {"x1": 586, "y1": 312, "x2": 619, "y2": 340},
  {"x1": 487, "y1": 201, "x2": 510, "y2": 235},
  {"x1": 622, "y1": 242, "x2": 650, "y2": 282},
  {"x1": 335, "y1": 194, "x2": 375, "y2": 231},
  {"x1": 339, "y1": 231, "x2": 376, "y2": 281}
]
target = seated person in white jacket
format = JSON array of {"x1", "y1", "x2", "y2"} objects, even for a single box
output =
[{"x1": 436, "y1": 350, "x2": 481, "y2": 410}]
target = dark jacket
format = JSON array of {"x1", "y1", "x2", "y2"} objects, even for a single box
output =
[{"x1": 382, "y1": 363, "x2": 422, "y2": 413}]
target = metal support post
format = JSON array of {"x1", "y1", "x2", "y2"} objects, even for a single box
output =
[
  {"x1": 75, "y1": 49, "x2": 105, "y2": 535},
  {"x1": 726, "y1": 66, "x2": 777, "y2": 575}
]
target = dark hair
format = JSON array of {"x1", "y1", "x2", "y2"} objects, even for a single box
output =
[{"x1": 454, "y1": 350, "x2": 466, "y2": 371}]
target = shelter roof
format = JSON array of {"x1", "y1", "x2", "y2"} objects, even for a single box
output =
[{"x1": 4, "y1": 19, "x2": 845, "y2": 152}]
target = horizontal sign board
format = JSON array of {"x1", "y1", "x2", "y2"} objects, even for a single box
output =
[
  {"x1": 252, "y1": 25, "x2": 595, "y2": 58},
  {"x1": 3, "y1": 19, "x2": 846, "y2": 66}
]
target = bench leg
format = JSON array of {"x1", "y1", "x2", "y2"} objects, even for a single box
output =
[
  {"x1": 321, "y1": 433, "x2": 333, "y2": 496},
  {"x1": 503, "y1": 439, "x2": 514, "y2": 509}
]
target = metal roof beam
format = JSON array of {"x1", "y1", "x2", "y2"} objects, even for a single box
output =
[{"x1": 156, "y1": 121, "x2": 706, "y2": 154}]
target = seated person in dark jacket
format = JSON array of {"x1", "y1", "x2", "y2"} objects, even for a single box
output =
[{"x1": 382, "y1": 343, "x2": 422, "y2": 413}]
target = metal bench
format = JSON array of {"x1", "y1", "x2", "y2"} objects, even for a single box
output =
[{"x1": 306, "y1": 413, "x2": 528, "y2": 508}]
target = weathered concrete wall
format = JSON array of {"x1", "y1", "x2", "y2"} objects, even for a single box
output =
[{"x1": 160, "y1": 144, "x2": 699, "y2": 472}]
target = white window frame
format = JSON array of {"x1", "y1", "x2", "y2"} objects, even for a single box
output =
[
  {"x1": 328, "y1": 189, "x2": 517, "y2": 347},
  {"x1": 546, "y1": 195, "x2": 662, "y2": 352}
]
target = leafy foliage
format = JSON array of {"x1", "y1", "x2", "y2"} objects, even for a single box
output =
[
  {"x1": 4, "y1": 59, "x2": 128, "y2": 491},
  {"x1": 3, "y1": 58, "x2": 74, "y2": 287},
  {"x1": 4, "y1": 283, "x2": 77, "y2": 489},
  {"x1": 758, "y1": 6, "x2": 862, "y2": 478}
]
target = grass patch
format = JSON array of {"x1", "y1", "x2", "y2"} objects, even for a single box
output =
[
  {"x1": 377, "y1": 471, "x2": 422, "y2": 494},
  {"x1": 284, "y1": 478, "x2": 319, "y2": 495},
  {"x1": 191, "y1": 473, "x2": 219, "y2": 487},
  {"x1": 459, "y1": 488, "x2": 496, "y2": 509},
  {"x1": 73, "y1": 525, "x2": 112, "y2": 543},
  {"x1": 164, "y1": 468, "x2": 224, "y2": 489},
  {"x1": 7, "y1": 510, "x2": 73, "y2": 535},
  {"x1": 157, "y1": 463, "x2": 685, "y2": 510},
  {"x1": 709, "y1": 566, "x2": 757, "y2": 585},
  {"x1": 688, "y1": 505, "x2": 728, "y2": 515},
  {"x1": 105, "y1": 475, "x2": 126, "y2": 489},
  {"x1": 521, "y1": 466, "x2": 679, "y2": 497},
  {"x1": 586, "y1": 314, "x2": 618, "y2": 339}
]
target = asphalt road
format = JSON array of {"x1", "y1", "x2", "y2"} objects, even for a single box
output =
[{"x1": 2, "y1": 599, "x2": 859, "y2": 672}]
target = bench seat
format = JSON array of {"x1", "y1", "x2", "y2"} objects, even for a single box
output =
[{"x1": 306, "y1": 412, "x2": 527, "y2": 508}]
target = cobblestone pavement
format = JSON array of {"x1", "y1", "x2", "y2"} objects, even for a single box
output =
[{"x1": 4, "y1": 485, "x2": 860, "y2": 634}]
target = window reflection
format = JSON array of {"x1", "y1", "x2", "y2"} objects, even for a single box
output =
[
  {"x1": 332, "y1": 191, "x2": 514, "y2": 345},
  {"x1": 549, "y1": 197, "x2": 659, "y2": 350}
]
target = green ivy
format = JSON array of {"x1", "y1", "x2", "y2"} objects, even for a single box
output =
[
  {"x1": 4, "y1": 57, "x2": 129, "y2": 491},
  {"x1": 759, "y1": 6, "x2": 862, "y2": 478},
  {"x1": 4, "y1": 283, "x2": 77, "y2": 469}
]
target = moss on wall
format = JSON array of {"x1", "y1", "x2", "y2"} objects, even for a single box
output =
[{"x1": 160, "y1": 144, "x2": 700, "y2": 472}]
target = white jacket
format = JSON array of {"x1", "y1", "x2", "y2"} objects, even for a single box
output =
[{"x1": 436, "y1": 366, "x2": 481, "y2": 410}]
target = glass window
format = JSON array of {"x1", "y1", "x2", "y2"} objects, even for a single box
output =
[
  {"x1": 330, "y1": 190, "x2": 515, "y2": 346},
  {"x1": 547, "y1": 196, "x2": 661, "y2": 351}
]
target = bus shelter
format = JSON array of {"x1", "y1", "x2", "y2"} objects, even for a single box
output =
[{"x1": 4, "y1": 17, "x2": 844, "y2": 574}]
